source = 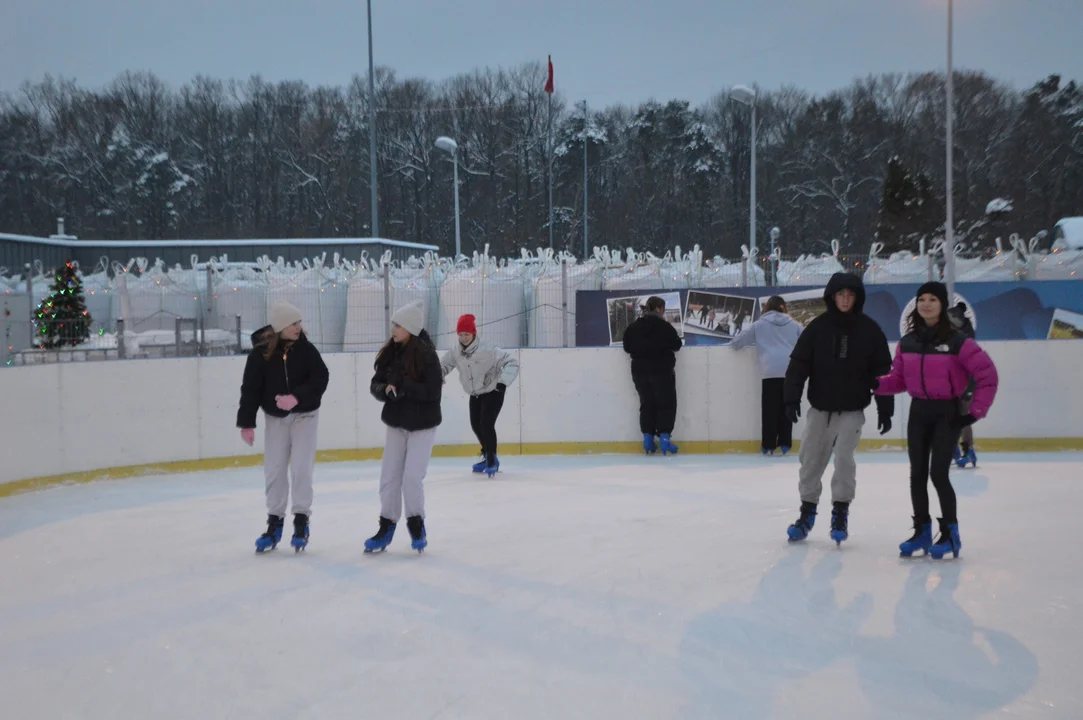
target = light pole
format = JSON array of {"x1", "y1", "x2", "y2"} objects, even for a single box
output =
[
  {"x1": 769, "y1": 227, "x2": 780, "y2": 286},
  {"x1": 435, "y1": 136, "x2": 461, "y2": 258},
  {"x1": 367, "y1": 0, "x2": 378, "y2": 238},
  {"x1": 944, "y1": 0, "x2": 956, "y2": 301},
  {"x1": 730, "y1": 85, "x2": 757, "y2": 275}
]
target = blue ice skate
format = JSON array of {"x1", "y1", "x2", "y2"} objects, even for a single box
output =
[
  {"x1": 472, "y1": 458, "x2": 489, "y2": 473},
  {"x1": 291, "y1": 513, "x2": 309, "y2": 552},
  {"x1": 829, "y1": 502, "x2": 849, "y2": 546},
  {"x1": 659, "y1": 433, "x2": 679, "y2": 455},
  {"x1": 255, "y1": 515, "x2": 284, "y2": 553},
  {"x1": 407, "y1": 516, "x2": 427, "y2": 553},
  {"x1": 364, "y1": 517, "x2": 396, "y2": 553},
  {"x1": 899, "y1": 517, "x2": 933, "y2": 557},
  {"x1": 485, "y1": 456, "x2": 500, "y2": 477},
  {"x1": 965, "y1": 448, "x2": 977, "y2": 467},
  {"x1": 930, "y1": 519, "x2": 962, "y2": 559},
  {"x1": 779, "y1": 445, "x2": 791, "y2": 455},
  {"x1": 761, "y1": 446, "x2": 774, "y2": 456},
  {"x1": 643, "y1": 433, "x2": 658, "y2": 455},
  {"x1": 787, "y1": 502, "x2": 817, "y2": 542}
]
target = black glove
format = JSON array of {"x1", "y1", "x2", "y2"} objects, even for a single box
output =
[
  {"x1": 878, "y1": 415, "x2": 892, "y2": 435},
  {"x1": 496, "y1": 383, "x2": 507, "y2": 393},
  {"x1": 954, "y1": 413, "x2": 976, "y2": 429},
  {"x1": 785, "y1": 403, "x2": 800, "y2": 425}
]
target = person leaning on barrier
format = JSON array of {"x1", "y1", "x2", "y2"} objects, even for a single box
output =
[{"x1": 621, "y1": 295, "x2": 683, "y2": 456}]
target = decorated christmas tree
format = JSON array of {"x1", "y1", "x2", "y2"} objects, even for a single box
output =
[{"x1": 35, "y1": 261, "x2": 92, "y2": 349}]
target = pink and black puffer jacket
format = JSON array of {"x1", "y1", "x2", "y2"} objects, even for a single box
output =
[{"x1": 875, "y1": 328, "x2": 999, "y2": 419}]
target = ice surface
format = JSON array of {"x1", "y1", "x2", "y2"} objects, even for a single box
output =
[{"x1": 0, "y1": 453, "x2": 1078, "y2": 719}]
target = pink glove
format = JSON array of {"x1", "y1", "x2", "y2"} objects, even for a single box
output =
[
  {"x1": 240, "y1": 428, "x2": 255, "y2": 446},
  {"x1": 275, "y1": 394, "x2": 299, "y2": 411}
]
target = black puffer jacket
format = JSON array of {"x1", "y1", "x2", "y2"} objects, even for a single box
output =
[
  {"x1": 783, "y1": 273, "x2": 894, "y2": 416},
  {"x1": 237, "y1": 327, "x2": 330, "y2": 428},
  {"x1": 622, "y1": 313, "x2": 683, "y2": 375},
  {"x1": 370, "y1": 330, "x2": 443, "y2": 431}
]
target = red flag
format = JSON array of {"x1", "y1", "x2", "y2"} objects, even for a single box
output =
[{"x1": 544, "y1": 55, "x2": 554, "y2": 94}]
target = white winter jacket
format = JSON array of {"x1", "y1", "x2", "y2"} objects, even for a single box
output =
[{"x1": 441, "y1": 337, "x2": 519, "y2": 396}]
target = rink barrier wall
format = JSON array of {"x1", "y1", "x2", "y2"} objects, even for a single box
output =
[{"x1": 2, "y1": 341, "x2": 1082, "y2": 495}]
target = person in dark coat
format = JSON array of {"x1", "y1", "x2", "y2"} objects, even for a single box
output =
[
  {"x1": 621, "y1": 295, "x2": 683, "y2": 455},
  {"x1": 782, "y1": 273, "x2": 895, "y2": 545},
  {"x1": 948, "y1": 301, "x2": 979, "y2": 467},
  {"x1": 364, "y1": 300, "x2": 442, "y2": 554},
  {"x1": 237, "y1": 300, "x2": 330, "y2": 553}
]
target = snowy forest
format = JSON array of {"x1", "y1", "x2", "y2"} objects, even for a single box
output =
[{"x1": 0, "y1": 62, "x2": 1080, "y2": 259}]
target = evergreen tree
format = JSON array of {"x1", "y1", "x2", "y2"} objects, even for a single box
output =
[
  {"x1": 35, "y1": 261, "x2": 92, "y2": 349},
  {"x1": 876, "y1": 156, "x2": 938, "y2": 252}
]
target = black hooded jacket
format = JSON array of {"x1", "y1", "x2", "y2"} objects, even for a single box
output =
[
  {"x1": 370, "y1": 329, "x2": 443, "y2": 431},
  {"x1": 621, "y1": 313, "x2": 683, "y2": 375},
  {"x1": 783, "y1": 273, "x2": 894, "y2": 416},
  {"x1": 237, "y1": 327, "x2": 330, "y2": 428}
]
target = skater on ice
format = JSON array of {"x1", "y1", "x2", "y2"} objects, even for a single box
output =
[
  {"x1": 621, "y1": 295, "x2": 683, "y2": 455},
  {"x1": 875, "y1": 282, "x2": 999, "y2": 559},
  {"x1": 236, "y1": 300, "x2": 329, "y2": 553},
  {"x1": 948, "y1": 301, "x2": 979, "y2": 468},
  {"x1": 728, "y1": 295, "x2": 803, "y2": 455},
  {"x1": 440, "y1": 313, "x2": 519, "y2": 477},
  {"x1": 782, "y1": 273, "x2": 894, "y2": 545},
  {"x1": 366, "y1": 300, "x2": 442, "y2": 553}
]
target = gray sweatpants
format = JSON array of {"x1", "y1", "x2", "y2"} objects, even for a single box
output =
[
  {"x1": 263, "y1": 410, "x2": 319, "y2": 518},
  {"x1": 797, "y1": 408, "x2": 865, "y2": 505},
  {"x1": 380, "y1": 426, "x2": 437, "y2": 522}
]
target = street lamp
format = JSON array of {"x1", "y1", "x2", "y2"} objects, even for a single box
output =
[
  {"x1": 944, "y1": 0, "x2": 956, "y2": 301},
  {"x1": 435, "y1": 136, "x2": 462, "y2": 258},
  {"x1": 730, "y1": 84, "x2": 757, "y2": 276}
]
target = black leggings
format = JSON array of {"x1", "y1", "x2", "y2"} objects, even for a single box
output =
[
  {"x1": 469, "y1": 388, "x2": 506, "y2": 464},
  {"x1": 632, "y1": 371, "x2": 677, "y2": 435},
  {"x1": 907, "y1": 398, "x2": 960, "y2": 523},
  {"x1": 760, "y1": 378, "x2": 792, "y2": 451}
]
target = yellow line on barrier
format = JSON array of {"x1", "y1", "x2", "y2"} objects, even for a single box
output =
[{"x1": 3, "y1": 438, "x2": 1082, "y2": 500}]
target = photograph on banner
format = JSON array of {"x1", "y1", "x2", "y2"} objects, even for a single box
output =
[
  {"x1": 771, "y1": 288, "x2": 829, "y2": 328},
  {"x1": 898, "y1": 292, "x2": 975, "y2": 337},
  {"x1": 685, "y1": 291, "x2": 756, "y2": 338},
  {"x1": 606, "y1": 292, "x2": 683, "y2": 345},
  {"x1": 1048, "y1": 308, "x2": 1083, "y2": 339}
]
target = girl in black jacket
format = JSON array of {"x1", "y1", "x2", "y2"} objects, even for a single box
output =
[
  {"x1": 364, "y1": 300, "x2": 442, "y2": 554},
  {"x1": 237, "y1": 301, "x2": 329, "y2": 554}
]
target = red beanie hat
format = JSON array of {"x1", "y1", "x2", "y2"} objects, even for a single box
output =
[{"x1": 456, "y1": 314, "x2": 477, "y2": 335}]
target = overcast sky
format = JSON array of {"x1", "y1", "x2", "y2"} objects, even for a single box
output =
[{"x1": 2, "y1": 0, "x2": 1081, "y2": 107}]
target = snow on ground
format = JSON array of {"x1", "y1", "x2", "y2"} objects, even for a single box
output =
[{"x1": 0, "y1": 452, "x2": 1078, "y2": 719}]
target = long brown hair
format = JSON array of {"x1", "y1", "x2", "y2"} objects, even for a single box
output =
[
  {"x1": 257, "y1": 328, "x2": 296, "y2": 360},
  {"x1": 906, "y1": 306, "x2": 954, "y2": 344},
  {"x1": 375, "y1": 331, "x2": 433, "y2": 380}
]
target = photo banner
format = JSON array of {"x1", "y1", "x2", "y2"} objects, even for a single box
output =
[{"x1": 574, "y1": 280, "x2": 1083, "y2": 346}]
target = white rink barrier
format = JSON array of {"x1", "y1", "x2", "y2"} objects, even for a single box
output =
[{"x1": 2, "y1": 341, "x2": 1082, "y2": 488}]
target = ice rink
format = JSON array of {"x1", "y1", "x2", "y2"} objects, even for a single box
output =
[{"x1": 0, "y1": 452, "x2": 1078, "y2": 719}]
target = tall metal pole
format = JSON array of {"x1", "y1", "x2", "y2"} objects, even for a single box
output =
[
  {"x1": 548, "y1": 90, "x2": 554, "y2": 249},
  {"x1": 367, "y1": 0, "x2": 379, "y2": 238},
  {"x1": 452, "y1": 151, "x2": 461, "y2": 258},
  {"x1": 944, "y1": 0, "x2": 956, "y2": 300},
  {"x1": 582, "y1": 100, "x2": 588, "y2": 259},
  {"x1": 750, "y1": 100, "x2": 758, "y2": 269}
]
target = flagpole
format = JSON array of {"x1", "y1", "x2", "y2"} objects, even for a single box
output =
[{"x1": 547, "y1": 86, "x2": 554, "y2": 250}]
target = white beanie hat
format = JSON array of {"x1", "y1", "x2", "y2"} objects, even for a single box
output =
[
  {"x1": 270, "y1": 301, "x2": 303, "y2": 333},
  {"x1": 391, "y1": 300, "x2": 425, "y2": 336}
]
